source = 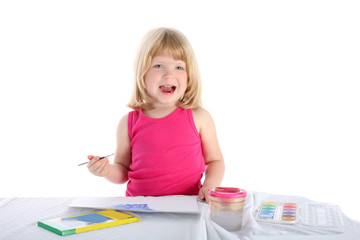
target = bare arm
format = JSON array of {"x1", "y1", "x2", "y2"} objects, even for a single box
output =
[
  {"x1": 193, "y1": 108, "x2": 225, "y2": 203},
  {"x1": 87, "y1": 114, "x2": 131, "y2": 184}
]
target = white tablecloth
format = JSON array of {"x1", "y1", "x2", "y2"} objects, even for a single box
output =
[{"x1": 1, "y1": 192, "x2": 359, "y2": 240}]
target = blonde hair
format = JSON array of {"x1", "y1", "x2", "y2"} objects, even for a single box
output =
[{"x1": 127, "y1": 27, "x2": 202, "y2": 110}]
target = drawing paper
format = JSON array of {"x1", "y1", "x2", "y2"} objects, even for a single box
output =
[{"x1": 69, "y1": 195, "x2": 199, "y2": 213}]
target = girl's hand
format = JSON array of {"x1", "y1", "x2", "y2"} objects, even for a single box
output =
[
  {"x1": 199, "y1": 185, "x2": 211, "y2": 204},
  {"x1": 87, "y1": 155, "x2": 110, "y2": 177}
]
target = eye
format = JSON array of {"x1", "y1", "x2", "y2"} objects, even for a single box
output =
[
  {"x1": 176, "y1": 66, "x2": 185, "y2": 70},
  {"x1": 154, "y1": 64, "x2": 163, "y2": 68}
]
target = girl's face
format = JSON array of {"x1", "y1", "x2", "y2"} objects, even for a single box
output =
[{"x1": 144, "y1": 55, "x2": 187, "y2": 108}]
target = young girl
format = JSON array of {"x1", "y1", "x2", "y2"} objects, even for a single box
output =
[{"x1": 87, "y1": 28, "x2": 224, "y2": 203}]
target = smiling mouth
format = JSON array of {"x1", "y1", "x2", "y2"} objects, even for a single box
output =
[{"x1": 159, "y1": 85, "x2": 176, "y2": 94}]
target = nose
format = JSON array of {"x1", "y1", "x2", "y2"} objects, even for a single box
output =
[{"x1": 163, "y1": 67, "x2": 174, "y2": 78}]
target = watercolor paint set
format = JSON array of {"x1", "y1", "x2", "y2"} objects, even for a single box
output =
[
  {"x1": 255, "y1": 201, "x2": 343, "y2": 228},
  {"x1": 256, "y1": 202, "x2": 299, "y2": 224}
]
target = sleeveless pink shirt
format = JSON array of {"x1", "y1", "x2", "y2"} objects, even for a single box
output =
[{"x1": 127, "y1": 107, "x2": 205, "y2": 196}]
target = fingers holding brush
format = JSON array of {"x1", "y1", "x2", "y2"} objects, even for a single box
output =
[{"x1": 87, "y1": 155, "x2": 110, "y2": 177}]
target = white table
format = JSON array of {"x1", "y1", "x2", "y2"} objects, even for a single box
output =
[{"x1": 1, "y1": 192, "x2": 359, "y2": 240}]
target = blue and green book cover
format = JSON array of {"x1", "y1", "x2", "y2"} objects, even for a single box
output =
[{"x1": 38, "y1": 210, "x2": 140, "y2": 236}]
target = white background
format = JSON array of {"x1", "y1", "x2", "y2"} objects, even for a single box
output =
[{"x1": 1, "y1": 1, "x2": 359, "y2": 220}]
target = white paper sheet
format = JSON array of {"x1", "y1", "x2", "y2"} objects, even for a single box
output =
[{"x1": 69, "y1": 195, "x2": 199, "y2": 213}]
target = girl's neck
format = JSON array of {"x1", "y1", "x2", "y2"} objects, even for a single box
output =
[{"x1": 143, "y1": 105, "x2": 179, "y2": 119}]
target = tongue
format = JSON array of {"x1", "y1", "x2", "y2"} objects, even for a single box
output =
[{"x1": 160, "y1": 86, "x2": 174, "y2": 93}]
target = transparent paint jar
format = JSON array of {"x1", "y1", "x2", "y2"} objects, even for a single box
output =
[{"x1": 208, "y1": 187, "x2": 247, "y2": 231}]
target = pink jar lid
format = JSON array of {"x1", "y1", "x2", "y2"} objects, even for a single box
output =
[{"x1": 208, "y1": 187, "x2": 247, "y2": 198}]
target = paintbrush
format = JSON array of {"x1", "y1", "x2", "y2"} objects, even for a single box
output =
[{"x1": 78, "y1": 153, "x2": 115, "y2": 166}]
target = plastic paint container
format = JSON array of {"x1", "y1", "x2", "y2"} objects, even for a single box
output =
[{"x1": 208, "y1": 187, "x2": 247, "y2": 231}]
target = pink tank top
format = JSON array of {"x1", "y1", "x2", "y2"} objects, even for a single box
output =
[{"x1": 127, "y1": 107, "x2": 205, "y2": 196}]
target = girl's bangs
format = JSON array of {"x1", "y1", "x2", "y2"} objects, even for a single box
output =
[
  {"x1": 157, "y1": 47, "x2": 185, "y2": 61},
  {"x1": 152, "y1": 35, "x2": 187, "y2": 61}
]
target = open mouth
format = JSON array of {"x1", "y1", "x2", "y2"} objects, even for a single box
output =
[{"x1": 159, "y1": 85, "x2": 176, "y2": 94}]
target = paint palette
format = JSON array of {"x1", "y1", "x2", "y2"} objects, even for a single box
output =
[
  {"x1": 301, "y1": 202, "x2": 343, "y2": 228},
  {"x1": 256, "y1": 202, "x2": 299, "y2": 224}
]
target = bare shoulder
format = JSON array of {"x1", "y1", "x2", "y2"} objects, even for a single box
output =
[
  {"x1": 192, "y1": 107, "x2": 215, "y2": 133},
  {"x1": 119, "y1": 113, "x2": 129, "y2": 126},
  {"x1": 193, "y1": 107, "x2": 212, "y2": 121},
  {"x1": 116, "y1": 113, "x2": 130, "y2": 137},
  {"x1": 118, "y1": 113, "x2": 129, "y2": 129}
]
